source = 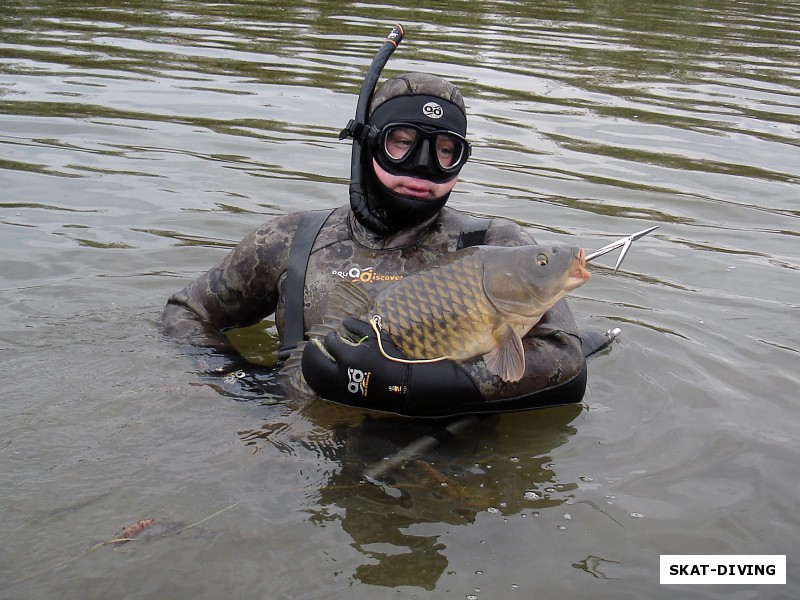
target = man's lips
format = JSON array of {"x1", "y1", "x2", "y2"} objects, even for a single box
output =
[{"x1": 395, "y1": 179, "x2": 435, "y2": 198}]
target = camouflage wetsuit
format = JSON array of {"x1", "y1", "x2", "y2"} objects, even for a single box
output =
[{"x1": 162, "y1": 204, "x2": 585, "y2": 407}]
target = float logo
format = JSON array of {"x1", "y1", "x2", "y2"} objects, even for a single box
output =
[{"x1": 347, "y1": 367, "x2": 370, "y2": 396}]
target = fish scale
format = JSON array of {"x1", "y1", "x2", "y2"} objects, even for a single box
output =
[{"x1": 372, "y1": 252, "x2": 496, "y2": 360}]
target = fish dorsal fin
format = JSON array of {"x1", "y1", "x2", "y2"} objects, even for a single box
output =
[{"x1": 482, "y1": 325, "x2": 526, "y2": 382}]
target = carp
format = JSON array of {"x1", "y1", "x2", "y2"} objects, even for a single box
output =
[{"x1": 281, "y1": 243, "x2": 590, "y2": 391}]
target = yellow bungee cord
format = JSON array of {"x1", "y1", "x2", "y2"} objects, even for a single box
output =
[{"x1": 368, "y1": 315, "x2": 452, "y2": 365}]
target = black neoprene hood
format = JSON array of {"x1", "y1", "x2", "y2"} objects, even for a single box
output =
[
  {"x1": 369, "y1": 93, "x2": 467, "y2": 136},
  {"x1": 360, "y1": 72, "x2": 470, "y2": 232}
]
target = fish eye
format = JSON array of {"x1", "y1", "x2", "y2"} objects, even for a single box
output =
[{"x1": 536, "y1": 253, "x2": 549, "y2": 266}]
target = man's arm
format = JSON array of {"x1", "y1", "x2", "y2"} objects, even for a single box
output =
[{"x1": 161, "y1": 214, "x2": 297, "y2": 357}]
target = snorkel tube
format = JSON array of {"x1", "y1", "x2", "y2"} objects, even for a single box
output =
[{"x1": 339, "y1": 24, "x2": 404, "y2": 235}]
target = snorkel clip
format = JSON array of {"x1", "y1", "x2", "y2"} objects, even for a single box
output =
[{"x1": 339, "y1": 119, "x2": 372, "y2": 142}]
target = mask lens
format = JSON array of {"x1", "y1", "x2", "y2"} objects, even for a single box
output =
[
  {"x1": 383, "y1": 126, "x2": 418, "y2": 161},
  {"x1": 434, "y1": 133, "x2": 464, "y2": 170}
]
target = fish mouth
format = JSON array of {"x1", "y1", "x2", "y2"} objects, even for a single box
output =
[{"x1": 567, "y1": 248, "x2": 591, "y2": 288}]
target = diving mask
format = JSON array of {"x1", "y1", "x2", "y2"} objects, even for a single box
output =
[{"x1": 374, "y1": 122, "x2": 471, "y2": 182}]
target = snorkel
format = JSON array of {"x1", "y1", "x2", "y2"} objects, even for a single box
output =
[{"x1": 339, "y1": 24, "x2": 404, "y2": 235}]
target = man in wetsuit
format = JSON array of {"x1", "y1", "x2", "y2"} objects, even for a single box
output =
[{"x1": 161, "y1": 72, "x2": 586, "y2": 417}]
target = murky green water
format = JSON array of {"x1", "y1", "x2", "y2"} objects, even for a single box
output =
[{"x1": 2, "y1": 1, "x2": 798, "y2": 598}]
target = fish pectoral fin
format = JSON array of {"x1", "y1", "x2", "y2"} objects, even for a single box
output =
[{"x1": 483, "y1": 326, "x2": 526, "y2": 383}]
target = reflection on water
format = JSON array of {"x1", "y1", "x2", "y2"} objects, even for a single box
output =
[
  {"x1": 239, "y1": 403, "x2": 582, "y2": 589},
  {"x1": 2, "y1": 0, "x2": 799, "y2": 597}
]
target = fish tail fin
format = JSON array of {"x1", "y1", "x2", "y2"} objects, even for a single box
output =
[
  {"x1": 322, "y1": 279, "x2": 371, "y2": 326},
  {"x1": 279, "y1": 280, "x2": 371, "y2": 398},
  {"x1": 278, "y1": 340, "x2": 313, "y2": 398},
  {"x1": 302, "y1": 279, "x2": 370, "y2": 343}
]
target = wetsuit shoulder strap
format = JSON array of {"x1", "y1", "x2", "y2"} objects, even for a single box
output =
[
  {"x1": 456, "y1": 214, "x2": 492, "y2": 250},
  {"x1": 278, "y1": 208, "x2": 335, "y2": 361}
]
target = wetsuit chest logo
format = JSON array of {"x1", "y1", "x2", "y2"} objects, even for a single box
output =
[{"x1": 331, "y1": 265, "x2": 404, "y2": 284}]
